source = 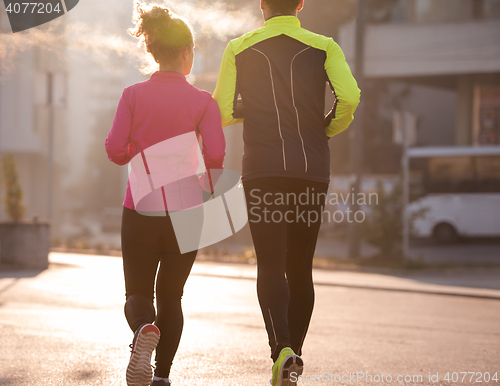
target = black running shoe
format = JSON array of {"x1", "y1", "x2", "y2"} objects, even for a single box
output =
[{"x1": 126, "y1": 324, "x2": 161, "y2": 386}]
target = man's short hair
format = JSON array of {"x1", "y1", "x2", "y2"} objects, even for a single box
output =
[{"x1": 264, "y1": 0, "x2": 301, "y2": 14}]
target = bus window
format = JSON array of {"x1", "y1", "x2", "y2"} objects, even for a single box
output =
[{"x1": 426, "y1": 156, "x2": 475, "y2": 193}]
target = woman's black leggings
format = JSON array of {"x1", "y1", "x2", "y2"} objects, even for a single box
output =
[
  {"x1": 243, "y1": 177, "x2": 328, "y2": 362},
  {"x1": 121, "y1": 206, "x2": 197, "y2": 378}
]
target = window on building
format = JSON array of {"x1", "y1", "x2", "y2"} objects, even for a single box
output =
[
  {"x1": 381, "y1": 0, "x2": 500, "y2": 24},
  {"x1": 483, "y1": 0, "x2": 500, "y2": 19},
  {"x1": 474, "y1": 85, "x2": 500, "y2": 145},
  {"x1": 415, "y1": 0, "x2": 474, "y2": 23}
]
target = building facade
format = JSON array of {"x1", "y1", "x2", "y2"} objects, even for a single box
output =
[
  {"x1": 0, "y1": 1, "x2": 143, "y2": 241},
  {"x1": 338, "y1": 0, "x2": 500, "y2": 173}
]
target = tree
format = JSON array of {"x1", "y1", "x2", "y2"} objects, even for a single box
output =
[
  {"x1": 361, "y1": 177, "x2": 426, "y2": 260},
  {"x1": 1, "y1": 153, "x2": 26, "y2": 222}
]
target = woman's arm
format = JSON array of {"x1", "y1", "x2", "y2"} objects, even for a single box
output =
[
  {"x1": 197, "y1": 97, "x2": 226, "y2": 192},
  {"x1": 105, "y1": 89, "x2": 134, "y2": 165},
  {"x1": 198, "y1": 97, "x2": 226, "y2": 170}
]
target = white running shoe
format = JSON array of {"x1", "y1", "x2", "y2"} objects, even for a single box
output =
[{"x1": 126, "y1": 324, "x2": 161, "y2": 386}]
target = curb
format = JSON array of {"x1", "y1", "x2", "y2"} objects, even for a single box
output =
[{"x1": 190, "y1": 270, "x2": 500, "y2": 301}]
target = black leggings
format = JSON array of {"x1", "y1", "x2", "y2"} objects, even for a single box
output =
[
  {"x1": 243, "y1": 177, "x2": 328, "y2": 361},
  {"x1": 121, "y1": 206, "x2": 198, "y2": 378}
]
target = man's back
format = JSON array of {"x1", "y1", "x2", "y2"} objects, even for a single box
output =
[
  {"x1": 214, "y1": 15, "x2": 360, "y2": 183},
  {"x1": 214, "y1": 4, "x2": 360, "y2": 385}
]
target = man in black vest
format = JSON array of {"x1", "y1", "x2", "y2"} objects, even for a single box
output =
[{"x1": 214, "y1": 1, "x2": 360, "y2": 384}]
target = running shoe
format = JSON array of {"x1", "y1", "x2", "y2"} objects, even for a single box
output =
[
  {"x1": 126, "y1": 324, "x2": 161, "y2": 386},
  {"x1": 271, "y1": 347, "x2": 304, "y2": 386}
]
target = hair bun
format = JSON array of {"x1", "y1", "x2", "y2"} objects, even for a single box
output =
[
  {"x1": 129, "y1": 1, "x2": 194, "y2": 72},
  {"x1": 151, "y1": 6, "x2": 171, "y2": 19}
]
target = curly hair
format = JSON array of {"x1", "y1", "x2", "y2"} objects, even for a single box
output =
[
  {"x1": 129, "y1": 2, "x2": 194, "y2": 65},
  {"x1": 264, "y1": 0, "x2": 301, "y2": 14}
]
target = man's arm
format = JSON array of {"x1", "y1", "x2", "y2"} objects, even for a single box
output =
[
  {"x1": 324, "y1": 39, "x2": 361, "y2": 137},
  {"x1": 213, "y1": 41, "x2": 244, "y2": 128}
]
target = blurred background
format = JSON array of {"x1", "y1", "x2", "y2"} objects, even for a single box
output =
[{"x1": 1, "y1": 0, "x2": 499, "y2": 267}]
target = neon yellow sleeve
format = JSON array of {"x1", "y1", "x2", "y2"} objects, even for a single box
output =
[
  {"x1": 325, "y1": 39, "x2": 361, "y2": 137},
  {"x1": 213, "y1": 41, "x2": 244, "y2": 128}
]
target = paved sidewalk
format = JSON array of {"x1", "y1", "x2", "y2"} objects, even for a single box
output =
[
  {"x1": 44, "y1": 253, "x2": 500, "y2": 300},
  {"x1": 191, "y1": 261, "x2": 500, "y2": 300},
  {"x1": 11, "y1": 253, "x2": 500, "y2": 300}
]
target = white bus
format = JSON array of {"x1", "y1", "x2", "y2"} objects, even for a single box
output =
[{"x1": 407, "y1": 146, "x2": 500, "y2": 243}]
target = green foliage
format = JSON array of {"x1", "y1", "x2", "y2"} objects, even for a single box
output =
[
  {"x1": 361, "y1": 178, "x2": 426, "y2": 261},
  {"x1": 361, "y1": 179, "x2": 403, "y2": 259},
  {"x1": 1, "y1": 153, "x2": 26, "y2": 222}
]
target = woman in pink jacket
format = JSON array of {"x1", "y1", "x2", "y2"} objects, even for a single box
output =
[{"x1": 105, "y1": 4, "x2": 225, "y2": 386}]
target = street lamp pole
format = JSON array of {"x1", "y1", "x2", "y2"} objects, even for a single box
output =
[
  {"x1": 402, "y1": 112, "x2": 414, "y2": 261},
  {"x1": 47, "y1": 72, "x2": 54, "y2": 221},
  {"x1": 347, "y1": 0, "x2": 366, "y2": 259}
]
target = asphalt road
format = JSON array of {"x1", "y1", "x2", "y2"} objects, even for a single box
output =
[{"x1": 0, "y1": 253, "x2": 499, "y2": 386}]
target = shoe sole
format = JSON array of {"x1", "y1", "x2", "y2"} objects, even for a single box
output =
[
  {"x1": 126, "y1": 324, "x2": 160, "y2": 386},
  {"x1": 278, "y1": 354, "x2": 304, "y2": 386}
]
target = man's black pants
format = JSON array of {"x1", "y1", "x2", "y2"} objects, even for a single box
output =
[{"x1": 243, "y1": 177, "x2": 328, "y2": 361}]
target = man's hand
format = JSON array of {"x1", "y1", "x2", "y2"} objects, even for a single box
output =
[{"x1": 233, "y1": 98, "x2": 244, "y2": 119}]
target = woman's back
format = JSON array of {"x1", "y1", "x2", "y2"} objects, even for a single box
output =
[
  {"x1": 106, "y1": 72, "x2": 225, "y2": 210},
  {"x1": 125, "y1": 72, "x2": 213, "y2": 150}
]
